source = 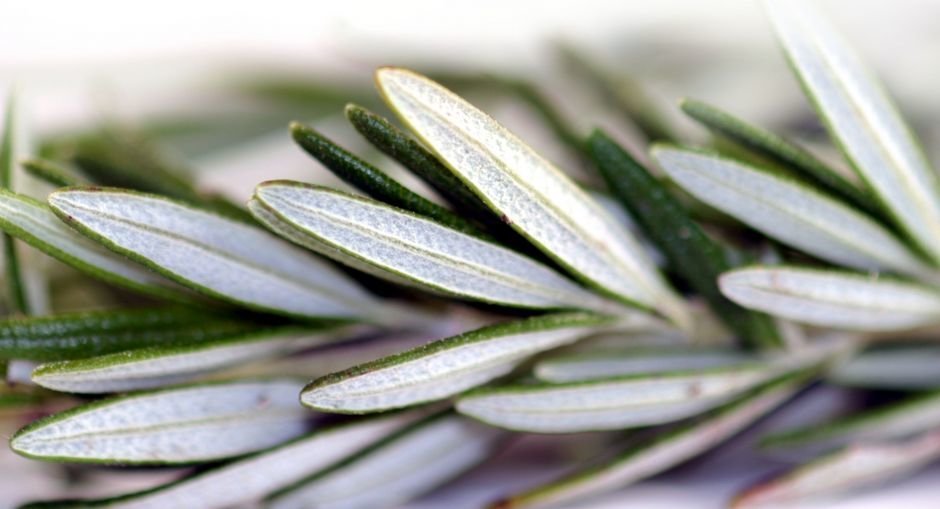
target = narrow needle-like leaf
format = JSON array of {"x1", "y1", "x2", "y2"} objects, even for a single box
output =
[
  {"x1": 679, "y1": 98, "x2": 877, "y2": 216},
  {"x1": 766, "y1": 0, "x2": 940, "y2": 264},
  {"x1": 344, "y1": 104, "x2": 496, "y2": 222},
  {"x1": 590, "y1": 131, "x2": 780, "y2": 347},
  {"x1": 733, "y1": 429, "x2": 940, "y2": 508},
  {"x1": 762, "y1": 390, "x2": 940, "y2": 453},
  {"x1": 31, "y1": 324, "x2": 361, "y2": 393},
  {"x1": 1, "y1": 95, "x2": 30, "y2": 314},
  {"x1": 0, "y1": 189, "x2": 194, "y2": 302},
  {"x1": 535, "y1": 347, "x2": 753, "y2": 383},
  {"x1": 289, "y1": 122, "x2": 487, "y2": 238},
  {"x1": 19, "y1": 411, "x2": 426, "y2": 509},
  {"x1": 653, "y1": 146, "x2": 934, "y2": 278},
  {"x1": 20, "y1": 158, "x2": 89, "y2": 187},
  {"x1": 11, "y1": 379, "x2": 310, "y2": 464},
  {"x1": 0, "y1": 307, "x2": 266, "y2": 361},
  {"x1": 269, "y1": 413, "x2": 504, "y2": 509},
  {"x1": 496, "y1": 373, "x2": 808, "y2": 508},
  {"x1": 48, "y1": 188, "x2": 380, "y2": 321},
  {"x1": 720, "y1": 266, "x2": 940, "y2": 331},
  {"x1": 827, "y1": 345, "x2": 940, "y2": 389},
  {"x1": 457, "y1": 362, "x2": 790, "y2": 433},
  {"x1": 375, "y1": 68, "x2": 689, "y2": 327},
  {"x1": 252, "y1": 182, "x2": 620, "y2": 313},
  {"x1": 301, "y1": 312, "x2": 612, "y2": 414}
]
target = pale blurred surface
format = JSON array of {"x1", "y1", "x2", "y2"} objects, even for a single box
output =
[{"x1": 3, "y1": 1, "x2": 940, "y2": 507}]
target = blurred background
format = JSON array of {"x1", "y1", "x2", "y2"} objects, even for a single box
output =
[{"x1": 3, "y1": 0, "x2": 940, "y2": 506}]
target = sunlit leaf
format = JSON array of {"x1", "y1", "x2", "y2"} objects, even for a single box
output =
[
  {"x1": 301, "y1": 312, "x2": 611, "y2": 414},
  {"x1": 720, "y1": 266, "x2": 940, "y2": 331},
  {"x1": 11, "y1": 379, "x2": 310, "y2": 464}
]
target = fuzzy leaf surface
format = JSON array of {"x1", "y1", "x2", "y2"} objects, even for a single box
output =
[
  {"x1": 653, "y1": 147, "x2": 932, "y2": 277},
  {"x1": 720, "y1": 266, "x2": 940, "y2": 331},
  {"x1": 375, "y1": 68, "x2": 688, "y2": 326},
  {"x1": 48, "y1": 188, "x2": 377, "y2": 320},
  {"x1": 270, "y1": 413, "x2": 503, "y2": 509},
  {"x1": 11, "y1": 379, "x2": 309, "y2": 464},
  {"x1": 253, "y1": 182, "x2": 617, "y2": 312}
]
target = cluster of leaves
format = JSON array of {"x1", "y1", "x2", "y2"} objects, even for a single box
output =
[{"x1": 4, "y1": 1, "x2": 940, "y2": 507}]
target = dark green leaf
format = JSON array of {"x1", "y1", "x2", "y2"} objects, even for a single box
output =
[
  {"x1": 0, "y1": 307, "x2": 271, "y2": 361},
  {"x1": 20, "y1": 158, "x2": 89, "y2": 187},
  {"x1": 588, "y1": 130, "x2": 779, "y2": 348},
  {"x1": 289, "y1": 122, "x2": 487, "y2": 238},
  {"x1": 556, "y1": 43, "x2": 677, "y2": 142}
]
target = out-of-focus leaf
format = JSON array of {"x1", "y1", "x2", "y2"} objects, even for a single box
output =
[
  {"x1": 828, "y1": 345, "x2": 940, "y2": 389},
  {"x1": 496, "y1": 372, "x2": 808, "y2": 508},
  {"x1": 1, "y1": 95, "x2": 31, "y2": 314},
  {"x1": 766, "y1": 0, "x2": 940, "y2": 265},
  {"x1": 19, "y1": 410, "x2": 425, "y2": 509},
  {"x1": 762, "y1": 390, "x2": 940, "y2": 453},
  {"x1": 733, "y1": 429, "x2": 940, "y2": 508},
  {"x1": 0, "y1": 307, "x2": 267, "y2": 361},
  {"x1": 535, "y1": 347, "x2": 753, "y2": 383},
  {"x1": 20, "y1": 158, "x2": 89, "y2": 187},
  {"x1": 48, "y1": 188, "x2": 383, "y2": 322},
  {"x1": 289, "y1": 122, "x2": 487, "y2": 238},
  {"x1": 720, "y1": 266, "x2": 940, "y2": 331},
  {"x1": 679, "y1": 98, "x2": 877, "y2": 216},
  {"x1": 269, "y1": 413, "x2": 504, "y2": 509},
  {"x1": 0, "y1": 189, "x2": 195, "y2": 302},
  {"x1": 555, "y1": 43, "x2": 677, "y2": 142}
]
